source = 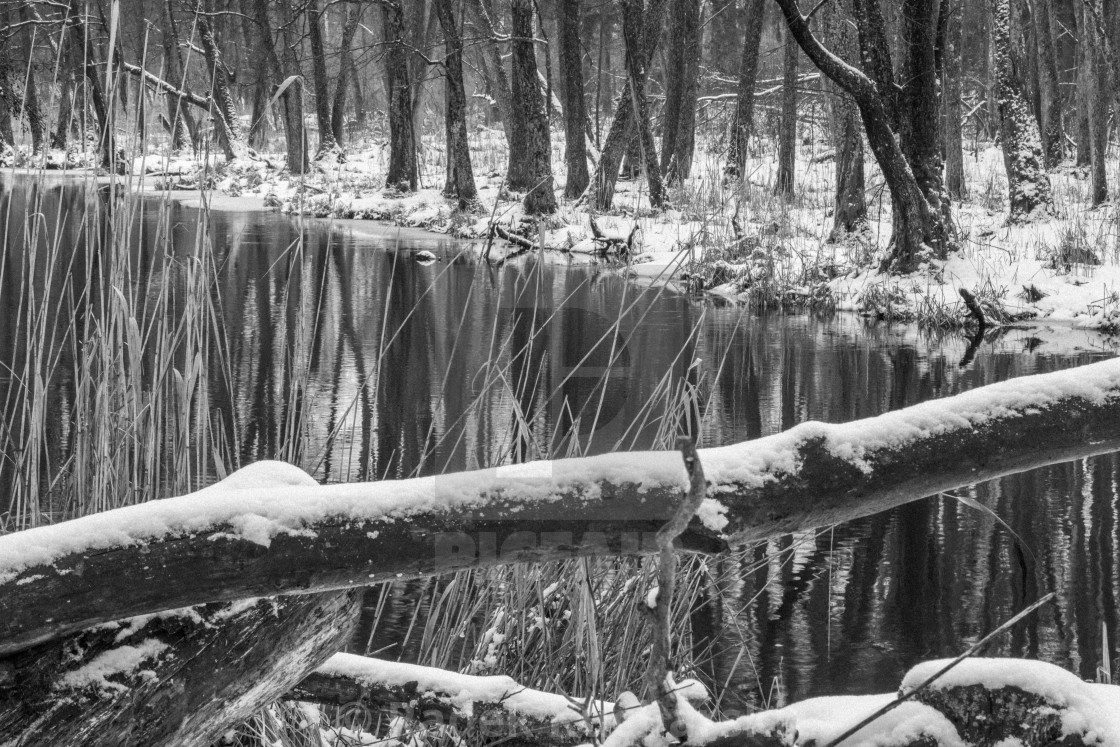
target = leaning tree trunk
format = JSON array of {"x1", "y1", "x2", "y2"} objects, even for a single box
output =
[
  {"x1": 1032, "y1": 0, "x2": 1064, "y2": 167},
  {"x1": 383, "y1": 1, "x2": 417, "y2": 191},
  {"x1": 724, "y1": 0, "x2": 766, "y2": 179},
  {"x1": 330, "y1": 4, "x2": 362, "y2": 147},
  {"x1": 436, "y1": 0, "x2": 478, "y2": 207},
  {"x1": 307, "y1": 0, "x2": 339, "y2": 159},
  {"x1": 160, "y1": 0, "x2": 197, "y2": 152},
  {"x1": 1082, "y1": 3, "x2": 1109, "y2": 207},
  {"x1": 941, "y1": 0, "x2": 965, "y2": 199},
  {"x1": 558, "y1": 0, "x2": 590, "y2": 197},
  {"x1": 660, "y1": 0, "x2": 700, "y2": 184},
  {"x1": 469, "y1": 0, "x2": 515, "y2": 150},
  {"x1": 586, "y1": 0, "x2": 668, "y2": 210},
  {"x1": 196, "y1": 1, "x2": 247, "y2": 162},
  {"x1": 992, "y1": 0, "x2": 1053, "y2": 222},
  {"x1": 774, "y1": 24, "x2": 798, "y2": 199},
  {"x1": 511, "y1": 0, "x2": 557, "y2": 213},
  {"x1": 772, "y1": 0, "x2": 950, "y2": 270}
]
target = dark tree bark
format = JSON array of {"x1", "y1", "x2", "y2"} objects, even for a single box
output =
[
  {"x1": 67, "y1": 0, "x2": 114, "y2": 167},
  {"x1": 0, "y1": 23, "x2": 13, "y2": 158},
  {"x1": 159, "y1": 0, "x2": 197, "y2": 152},
  {"x1": 330, "y1": 4, "x2": 362, "y2": 146},
  {"x1": 1032, "y1": 0, "x2": 1064, "y2": 167},
  {"x1": 470, "y1": 0, "x2": 515, "y2": 149},
  {"x1": 774, "y1": 24, "x2": 799, "y2": 198},
  {"x1": 436, "y1": 0, "x2": 478, "y2": 206},
  {"x1": 196, "y1": 1, "x2": 247, "y2": 161},
  {"x1": 992, "y1": 0, "x2": 1054, "y2": 221},
  {"x1": 1082, "y1": 3, "x2": 1109, "y2": 206},
  {"x1": 724, "y1": 0, "x2": 766, "y2": 179},
  {"x1": 660, "y1": 0, "x2": 700, "y2": 183},
  {"x1": 307, "y1": 0, "x2": 339, "y2": 158},
  {"x1": 6, "y1": 357, "x2": 1120, "y2": 656},
  {"x1": 824, "y1": 0, "x2": 866, "y2": 236},
  {"x1": 559, "y1": 0, "x2": 590, "y2": 197},
  {"x1": 771, "y1": 0, "x2": 951, "y2": 269},
  {"x1": 16, "y1": 7, "x2": 47, "y2": 155},
  {"x1": 941, "y1": 0, "x2": 965, "y2": 199},
  {"x1": 0, "y1": 592, "x2": 360, "y2": 747},
  {"x1": 383, "y1": 1, "x2": 418, "y2": 191},
  {"x1": 587, "y1": 0, "x2": 668, "y2": 210},
  {"x1": 511, "y1": 0, "x2": 557, "y2": 213},
  {"x1": 254, "y1": 0, "x2": 308, "y2": 174},
  {"x1": 619, "y1": 0, "x2": 665, "y2": 208},
  {"x1": 852, "y1": 0, "x2": 900, "y2": 127}
]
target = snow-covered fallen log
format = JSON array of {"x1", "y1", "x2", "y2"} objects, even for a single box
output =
[{"x1": 3, "y1": 358, "x2": 1120, "y2": 655}]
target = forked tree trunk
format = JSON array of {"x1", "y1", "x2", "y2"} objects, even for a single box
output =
[
  {"x1": 992, "y1": 0, "x2": 1054, "y2": 222},
  {"x1": 774, "y1": 25, "x2": 798, "y2": 199},
  {"x1": 660, "y1": 0, "x2": 700, "y2": 184},
  {"x1": 724, "y1": 0, "x2": 766, "y2": 179},
  {"x1": 383, "y1": 1, "x2": 417, "y2": 191},
  {"x1": 559, "y1": 0, "x2": 590, "y2": 197},
  {"x1": 330, "y1": 5, "x2": 362, "y2": 146},
  {"x1": 436, "y1": 0, "x2": 478, "y2": 206},
  {"x1": 511, "y1": 0, "x2": 557, "y2": 213},
  {"x1": 588, "y1": 0, "x2": 668, "y2": 210}
]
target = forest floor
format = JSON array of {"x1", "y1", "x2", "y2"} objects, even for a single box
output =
[{"x1": 12, "y1": 128, "x2": 1120, "y2": 331}]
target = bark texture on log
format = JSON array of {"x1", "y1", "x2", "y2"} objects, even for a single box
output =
[
  {"x1": 0, "y1": 592, "x2": 361, "y2": 747},
  {"x1": 5, "y1": 359, "x2": 1120, "y2": 656}
]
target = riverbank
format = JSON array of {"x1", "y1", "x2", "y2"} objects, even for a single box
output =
[{"x1": 5, "y1": 139, "x2": 1118, "y2": 332}]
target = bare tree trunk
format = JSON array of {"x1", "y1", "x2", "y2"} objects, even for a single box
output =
[
  {"x1": 254, "y1": 0, "x2": 308, "y2": 174},
  {"x1": 559, "y1": 0, "x2": 590, "y2": 197},
  {"x1": 17, "y1": 7, "x2": 47, "y2": 155},
  {"x1": 1082, "y1": 3, "x2": 1109, "y2": 206},
  {"x1": 160, "y1": 0, "x2": 196, "y2": 152},
  {"x1": 660, "y1": 0, "x2": 700, "y2": 183},
  {"x1": 306, "y1": 0, "x2": 339, "y2": 158},
  {"x1": 330, "y1": 5, "x2": 362, "y2": 147},
  {"x1": 942, "y1": 0, "x2": 965, "y2": 198},
  {"x1": 587, "y1": 0, "x2": 668, "y2": 210},
  {"x1": 772, "y1": 0, "x2": 951, "y2": 270},
  {"x1": 825, "y1": 0, "x2": 866, "y2": 236},
  {"x1": 469, "y1": 0, "x2": 514, "y2": 149},
  {"x1": 436, "y1": 0, "x2": 478, "y2": 206},
  {"x1": 511, "y1": 0, "x2": 557, "y2": 213},
  {"x1": 725, "y1": 0, "x2": 766, "y2": 179},
  {"x1": 196, "y1": 1, "x2": 247, "y2": 161},
  {"x1": 774, "y1": 24, "x2": 798, "y2": 198},
  {"x1": 992, "y1": 0, "x2": 1054, "y2": 221},
  {"x1": 383, "y1": 1, "x2": 417, "y2": 191},
  {"x1": 1032, "y1": 0, "x2": 1063, "y2": 167},
  {"x1": 620, "y1": 0, "x2": 665, "y2": 208},
  {"x1": 0, "y1": 22, "x2": 14, "y2": 159}
]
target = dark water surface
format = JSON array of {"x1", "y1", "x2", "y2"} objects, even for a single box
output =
[{"x1": 2, "y1": 174, "x2": 1118, "y2": 708}]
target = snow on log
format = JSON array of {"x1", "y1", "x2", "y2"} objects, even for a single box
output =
[
  {"x1": 4, "y1": 358, "x2": 1120, "y2": 654},
  {"x1": 0, "y1": 591, "x2": 361, "y2": 747}
]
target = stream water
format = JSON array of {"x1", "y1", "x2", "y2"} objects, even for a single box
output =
[{"x1": 2, "y1": 174, "x2": 1118, "y2": 710}]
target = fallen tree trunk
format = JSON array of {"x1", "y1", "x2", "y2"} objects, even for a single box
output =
[
  {"x1": 0, "y1": 592, "x2": 360, "y2": 746},
  {"x1": 3, "y1": 359, "x2": 1120, "y2": 655}
]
